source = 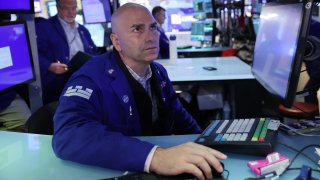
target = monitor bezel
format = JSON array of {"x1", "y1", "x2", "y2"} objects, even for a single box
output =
[
  {"x1": 0, "y1": 0, "x2": 35, "y2": 14},
  {"x1": 81, "y1": 0, "x2": 113, "y2": 24},
  {"x1": 251, "y1": 1, "x2": 313, "y2": 108},
  {"x1": 0, "y1": 20, "x2": 36, "y2": 91}
]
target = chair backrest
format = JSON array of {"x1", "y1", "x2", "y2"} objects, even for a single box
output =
[
  {"x1": 221, "y1": 48, "x2": 238, "y2": 57},
  {"x1": 25, "y1": 101, "x2": 59, "y2": 135},
  {"x1": 278, "y1": 102, "x2": 319, "y2": 119}
]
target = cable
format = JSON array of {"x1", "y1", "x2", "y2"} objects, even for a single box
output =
[
  {"x1": 280, "y1": 123, "x2": 320, "y2": 137},
  {"x1": 295, "y1": 82, "x2": 320, "y2": 96},
  {"x1": 277, "y1": 142, "x2": 320, "y2": 167},
  {"x1": 276, "y1": 144, "x2": 320, "y2": 179},
  {"x1": 285, "y1": 167, "x2": 320, "y2": 174},
  {"x1": 222, "y1": 169, "x2": 229, "y2": 180},
  {"x1": 287, "y1": 144, "x2": 320, "y2": 169}
]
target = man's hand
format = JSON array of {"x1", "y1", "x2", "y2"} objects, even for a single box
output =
[
  {"x1": 149, "y1": 142, "x2": 227, "y2": 180},
  {"x1": 49, "y1": 62, "x2": 68, "y2": 74}
]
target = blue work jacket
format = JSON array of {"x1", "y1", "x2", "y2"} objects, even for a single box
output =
[
  {"x1": 52, "y1": 51, "x2": 202, "y2": 172},
  {"x1": 158, "y1": 29, "x2": 169, "y2": 59},
  {"x1": 36, "y1": 15, "x2": 97, "y2": 103}
]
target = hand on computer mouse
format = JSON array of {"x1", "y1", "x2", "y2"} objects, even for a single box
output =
[
  {"x1": 149, "y1": 142, "x2": 227, "y2": 180},
  {"x1": 172, "y1": 162, "x2": 224, "y2": 179},
  {"x1": 212, "y1": 161, "x2": 224, "y2": 178},
  {"x1": 159, "y1": 162, "x2": 224, "y2": 180}
]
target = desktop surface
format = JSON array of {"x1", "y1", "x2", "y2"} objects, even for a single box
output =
[
  {"x1": 177, "y1": 46, "x2": 230, "y2": 58},
  {"x1": 156, "y1": 57, "x2": 254, "y2": 82},
  {"x1": 0, "y1": 131, "x2": 318, "y2": 180},
  {"x1": 177, "y1": 46, "x2": 229, "y2": 53}
]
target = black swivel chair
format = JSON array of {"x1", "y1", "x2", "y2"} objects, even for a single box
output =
[{"x1": 25, "y1": 101, "x2": 59, "y2": 135}]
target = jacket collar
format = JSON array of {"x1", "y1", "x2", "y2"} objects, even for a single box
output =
[{"x1": 51, "y1": 15, "x2": 68, "y2": 44}]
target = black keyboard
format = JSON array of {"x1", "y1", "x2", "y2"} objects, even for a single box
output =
[{"x1": 195, "y1": 118, "x2": 279, "y2": 156}]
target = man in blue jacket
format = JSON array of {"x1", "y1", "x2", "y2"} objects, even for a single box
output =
[
  {"x1": 152, "y1": 6, "x2": 169, "y2": 59},
  {"x1": 52, "y1": 3, "x2": 226, "y2": 180},
  {"x1": 36, "y1": 0, "x2": 97, "y2": 104}
]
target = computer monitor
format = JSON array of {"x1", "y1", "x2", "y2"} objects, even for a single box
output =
[
  {"x1": 193, "y1": 0, "x2": 215, "y2": 20},
  {"x1": 82, "y1": 0, "x2": 112, "y2": 24},
  {"x1": 84, "y1": 23, "x2": 105, "y2": 47},
  {"x1": 46, "y1": 1, "x2": 57, "y2": 17},
  {"x1": 0, "y1": 0, "x2": 34, "y2": 13},
  {"x1": 34, "y1": 0, "x2": 41, "y2": 13},
  {"x1": 190, "y1": 20, "x2": 214, "y2": 42},
  {"x1": 166, "y1": 7, "x2": 195, "y2": 32},
  {"x1": 251, "y1": 1, "x2": 313, "y2": 108},
  {"x1": 0, "y1": 21, "x2": 35, "y2": 91}
]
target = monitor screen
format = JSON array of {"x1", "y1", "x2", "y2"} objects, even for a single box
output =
[
  {"x1": 166, "y1": 7, "x2": 196, "y2": 32},
  {"x1": 46, "y1": 1, "x2": 57, "y2": 17},
  {"x1": 193, "y1": 0, "x2": 214, "y2": 19},
  {"x1": 118, "y1": 0, "x2": 194, "y2": 32},
  {"x1": 0, "y1": 0, "x2": 34, "y2": 13},
  {"x1": 190, "y1": 20, "x2": 214, "y2": 42},
  {"x1": 82, "y1": 0, "x2": 112, "y2": 24},
  {"x1": 84, "y1": 23, "x2": 105, "y2": 47},
  {"x1": 34, "y1": 0, "x2": 41, "y2": 13},
  {"x1": 0, "y1": 21, "x2": 35, "y2": 91},
  {"x1": 251, "y1": 1, "x2": 312, "y2": 107}
]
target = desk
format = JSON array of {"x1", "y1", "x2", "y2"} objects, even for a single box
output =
[
  {"x1": 178, "y1": 46, "x2": 230, "y2": 58},
  {"x1": 0, "y1": 131, "x2": 318, "y2": 180},
  {"x1": 156, "y1": 57, "x2": 267, "y2": 118},
  {"x1": 155, "y1": 57, "x2": 254, "y2": 82}
]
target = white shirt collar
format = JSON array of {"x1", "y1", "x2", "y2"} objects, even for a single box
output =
[{"x1": 57, "y1": 15, "x2": 78, "y2": 29}]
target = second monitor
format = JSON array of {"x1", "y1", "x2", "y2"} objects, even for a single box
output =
[
  {"x1": 251, "y1": 0, "x2": 313, "y2": 108},
  {"x1": 191, "y1": 19, "x2": 216, "y2": 45}
]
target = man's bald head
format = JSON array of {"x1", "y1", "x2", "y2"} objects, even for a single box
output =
[
  {"x1": 109, "y1": 2, "x2": 159, "y2": 72},
  {"x1": 111, "y1": 3, "x2": 152, "y2": 34}
]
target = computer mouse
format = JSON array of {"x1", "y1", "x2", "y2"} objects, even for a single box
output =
[
  {"x1": 161, "y1": 162, "x2": 224, "y2": 180},
  {"x1": 106, "y1": 163, "x2": 225, "y2": 180},
  {"x1": 212, "y1": 161, "x2": 224, "y2": 178},
  {"x1": 203, "y1": 66, "x2": 217, "y2": 71}
]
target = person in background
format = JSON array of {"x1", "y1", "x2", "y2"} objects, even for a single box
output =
[
  {"x1": 304, "y1": 18, "x2": 320, "y2": 105},
  {"x1": 52, "y1": 3, "x2": 226, "y2": 180},
  {"x1": 36, "y1": 0, "x2": 97, "y2": 104},
  {"x1": 0, "y1": 14, "x2": 31, "y2": 132},
  {"x1": 152, "y1": 6, "x2": 169, "y2": 59}
]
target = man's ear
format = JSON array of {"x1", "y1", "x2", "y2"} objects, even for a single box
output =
[{"x1": 110, "y1": 33, "x2": 121, "y2": 52}]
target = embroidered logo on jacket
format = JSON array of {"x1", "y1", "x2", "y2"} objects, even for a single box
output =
[{"x1": 63, "y1": 86, "x2": 93, "y2": 100}]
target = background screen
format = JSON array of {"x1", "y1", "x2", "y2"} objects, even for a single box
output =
[
  {"x1": 82, "y1": 0, "x2": 112, "y2": 24},
  {"x1": 0, "y1": 22, "x2": 34, "y2": 91},
  {"x1": 0, "y1": 0, "x2": 32, "y2": 11},
  {"x1": 34, "y1": 0, "x2": 41, "y2": 13},
  {"x1": 166, "y1": 7, "x2": 195, "y2": 32}
]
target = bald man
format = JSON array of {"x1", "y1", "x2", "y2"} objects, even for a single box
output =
[{"x1": 52, "y1": 3, "x2": 226, "y2": 180}]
